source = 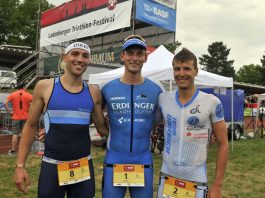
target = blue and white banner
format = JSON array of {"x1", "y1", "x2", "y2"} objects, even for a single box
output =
[{"x1": 136, "y1": 0, "x2": 176, "y2": 32}]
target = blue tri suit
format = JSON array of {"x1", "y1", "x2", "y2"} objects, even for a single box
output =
[
  {"x1": 39, "y1": 77, "x2": 95, "y2": 198},
  {"x1": 100, "y1": 78, "x2": 164, "y2": 198}
]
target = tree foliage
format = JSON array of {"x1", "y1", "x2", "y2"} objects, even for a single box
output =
[
  {"x1": 235, "y1": 64, "x2": 263, "y2": 85},
  {"x1": 261, "y1": 52, "x2": 265, "y2": 67},
  {"x1": 0, "y1": 0, "x2": 53, "y2": 49},
  {"x1": 164, "y1": 41, "x2": 182, "y2": 53},
  {"x1": 199, "y1": 41, "x2": 235, "y2": 78},
  {"x1": 260, "y1": 52, "x2": 265, "y2": 85}
]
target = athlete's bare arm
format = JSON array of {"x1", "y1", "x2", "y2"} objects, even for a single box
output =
[
  {"x1": 89, "y1": 85, "x2": 109, "y2": 137},
  {"x1": 208, "y1": 120, "x2": 229, "y2": 198},
  {"x1": 15, "y1": 79, "x2": 53, "y2": 194}
]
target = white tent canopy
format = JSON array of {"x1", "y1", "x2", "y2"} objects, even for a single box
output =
[{"x1": 88, "y1": 45, "x2": 233, "y2": 88}]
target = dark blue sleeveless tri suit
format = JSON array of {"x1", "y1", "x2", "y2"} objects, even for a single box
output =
[{"x1": 38, "y1": 77, "x2": 95, "y2": 198}]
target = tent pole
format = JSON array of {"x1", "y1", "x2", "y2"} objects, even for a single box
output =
[{"x1": 231, "y1": 87, "x2": 234, "y2": 151}]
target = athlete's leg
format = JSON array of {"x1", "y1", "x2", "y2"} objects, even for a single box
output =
[
  {"x1": 38, "y1": 161, "x2": 65, "y2": 198},
  {"x1": 129, "y1": 167, "x2": 153, "y2": 198},
  {"x1": 67, "y1": 159, "x2": 95, "y2": 198},
  {"x1": 102, "y1": 166, "x2": 127, "y2": 198}
]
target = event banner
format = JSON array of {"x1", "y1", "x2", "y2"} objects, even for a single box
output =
[
  {"x1": 135, "y1": 0, "x2": 176, "y2": 32},
  {"x1": 40, "y1": 0, "x2": 133, "y2": 47}
]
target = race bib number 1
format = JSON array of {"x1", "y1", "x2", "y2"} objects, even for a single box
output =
[
  {"x1": 57, "y1": 157, "x2": 90, "y2": 186},
  {"x1": 163, "y1": 176, "x2": 196, "y2": 198},
  {"x1": 113, "y1": 164, "x2": 145, "y2": 187}
]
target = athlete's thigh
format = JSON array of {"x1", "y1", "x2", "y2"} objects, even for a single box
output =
[
  {"x1": 102, "y1": 166, "x2": 127, "y2": 198},
  {"x1": 38, "y1": 161, "x2": 65, "y2": 198},
  {"x1": 67, "y1": 159, "x2": 95, "y2": 198},
  {"x1": 129, "y1": 167, "x2": 153, "y2": 198}
]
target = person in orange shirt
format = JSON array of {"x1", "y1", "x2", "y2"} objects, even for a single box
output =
[{"x1": 4, "y1": 82, "x2": 32, "y2": 155}]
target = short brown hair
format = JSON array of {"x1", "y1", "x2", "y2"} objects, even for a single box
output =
[{"x1": 173, "y1": 48, "x2": 197, "y2": 69}]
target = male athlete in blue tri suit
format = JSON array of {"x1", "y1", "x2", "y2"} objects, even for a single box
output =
[
  {"x1": 157, "y1": 48, "x2": 228, "y2": 198},
  {"x1": 100, "y1": 35, "x2": 164, "y2": 198},
  {"x1": 14, "y1": 42, "x2": 108, "y2": 198}
]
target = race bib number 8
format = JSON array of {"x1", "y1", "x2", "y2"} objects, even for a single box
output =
[
  {"x1": 163, "y1": 176, "x2": 196, "y2": 198},
  {"x1": 113, "y1": 164, "x2": 145, "y2": 187},
  {"x1": 57, "y1": 157, "x2": 90, "y2": 186}
]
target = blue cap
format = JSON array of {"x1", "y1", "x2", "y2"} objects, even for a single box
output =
[{"x1": 122, "y1": 38, "x2": 146, "y2": 50}]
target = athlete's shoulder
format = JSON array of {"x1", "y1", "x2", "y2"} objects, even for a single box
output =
[
  {"x1": 99, "y1": 78, "x2": 119, "y2": 91},
  {"x1": 197, "y1": 90, "x2": 221, "y2": 106},
  {"x1": 198, "y1": 90, "x2": 219, "y2": 100},
  {"x1": 144, "y1": 78, "x2": 165, "y2": 92},
  {"x1": 35, "y1": 78, "x2": 54, "y2": 90},
  {"x1": 159, "y1": 90, "x2": 175, "y2": 102}
]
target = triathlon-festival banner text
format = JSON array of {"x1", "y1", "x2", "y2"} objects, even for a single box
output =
[
  {"x1": 136, "y1": 0, "x2": 176, "y2": 32},
  {"x1": 40, "y1": 0, "x2": 132, "y2": 47}
]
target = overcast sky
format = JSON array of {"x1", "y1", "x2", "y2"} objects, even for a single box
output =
[{"x1": 48, "y1": 0, "x2": 265, "y2": 71}]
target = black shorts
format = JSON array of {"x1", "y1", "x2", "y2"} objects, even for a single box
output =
[{"x1": 38, "y1": 159, "x2": 95, "y2": 198}]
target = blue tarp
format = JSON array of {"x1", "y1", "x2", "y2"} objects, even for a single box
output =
[{"x1": 200, "y1": 89, "x2": 244, "y2": 122}]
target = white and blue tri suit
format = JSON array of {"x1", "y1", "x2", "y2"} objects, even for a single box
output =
[
  {"x1": 38, "y1": 77, "x2": 95, "y2": 198},
  {"x1": 157, "y1": 89, "x2": 225, "y2": 198},
  {"x1": 100, "y1": 78, "x2": 164, "y2": 198}
]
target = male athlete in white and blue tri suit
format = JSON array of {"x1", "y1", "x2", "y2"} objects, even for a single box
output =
[{"x1": 157, "y1": 48, "x2": 229, "y2": 198}]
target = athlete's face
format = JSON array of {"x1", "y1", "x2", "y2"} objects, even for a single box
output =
[
  {"x1": 173, "y1": 60, "x2": 198, "y2": 90},
  {"x1": 120, "y1": 47, "x2": 147, "y2": 74},
  {"x1": 63, "y1": 48, "x2": 90, "y2": 76}
]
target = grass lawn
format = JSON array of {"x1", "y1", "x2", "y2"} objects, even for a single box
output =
[{"x1": 0, "y1": 138, "x2": 265, "y2": 198}]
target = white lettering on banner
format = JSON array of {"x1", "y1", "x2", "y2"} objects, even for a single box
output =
[
  {"x1": 153, "y1": 7, "x2": 168, "y2": 18},
  {"x1": 40, "y1": 1, "x2": 133, "y2": 47}
]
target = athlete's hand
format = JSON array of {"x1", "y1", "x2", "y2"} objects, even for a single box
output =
[
  {"x1": 208, "y1": 184, "x2": 222, "y2": 198},
  {"x1": 209, "y1": 133, "x2": 217, "y2": 145},
  {"x1": 37, "y1": 129, "x2": 45, "y2": 143},
  {"x1": 15, "y1": 168, "x2": 30, "y2": 194}
]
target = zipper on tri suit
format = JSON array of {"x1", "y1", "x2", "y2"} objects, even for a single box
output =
[
  {"x1": 130, "y1": 85, "x2": 134, "y2": 152},
  {"x1": 178, "y1": 105, "x2": 184, "y2": 165}
]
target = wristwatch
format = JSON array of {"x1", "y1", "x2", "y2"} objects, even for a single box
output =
[{"x1": 15, "y1": 164, "x2": 25, "y2": 168}]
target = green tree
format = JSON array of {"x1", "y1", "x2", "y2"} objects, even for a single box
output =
[
  {"x1": 0, "y1": 0, "x2": 19, "y2": 44},
  {"x1": 164, "y1": 41, "x2": 181, "y2": 53},
  {"x1": 235, "y1": 64, "x2": 263, "y2": 85},
  {"x1": 260, "y1": 52, "x2": 265, "y2": 85},
  {"x1": 0, "y1": 0, "x2": 53, "y2": 49},
  {"x1": 261, "y1": 52, "x2": 265, "y2": 67},
  {"x1": 199, "y1": 41, "x2": 235, "y2": 78}
]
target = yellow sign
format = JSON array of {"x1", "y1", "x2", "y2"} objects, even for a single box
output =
[
  {"x1": 113, "y1": 164, "x2": 145, "y2": 187},
  {"x1": 163, "y1": 176, "x2": 196, "y2": 198},
  {"x1": 57, "y1": 157, "x2": 90, "y2": 186}
]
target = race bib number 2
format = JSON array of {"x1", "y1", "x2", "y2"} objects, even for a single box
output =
[
  {"x1": 57, "y1": 157, "x2": 90, "y2": 186},
  {"x1": 113, "y1": 164, "x2": 145, "y2": 187},
  {"x1": 163, "y1": 176, "x2": 196, "y2": 198}
]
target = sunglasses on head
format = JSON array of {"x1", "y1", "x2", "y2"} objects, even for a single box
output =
[{"x1": 124, "y1": 35, "x2": 146, "y2": 43}]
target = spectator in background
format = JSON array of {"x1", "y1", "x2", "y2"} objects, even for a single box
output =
[{"x1": 4, "y1": 82, "x2": 32, "y2": 156}]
